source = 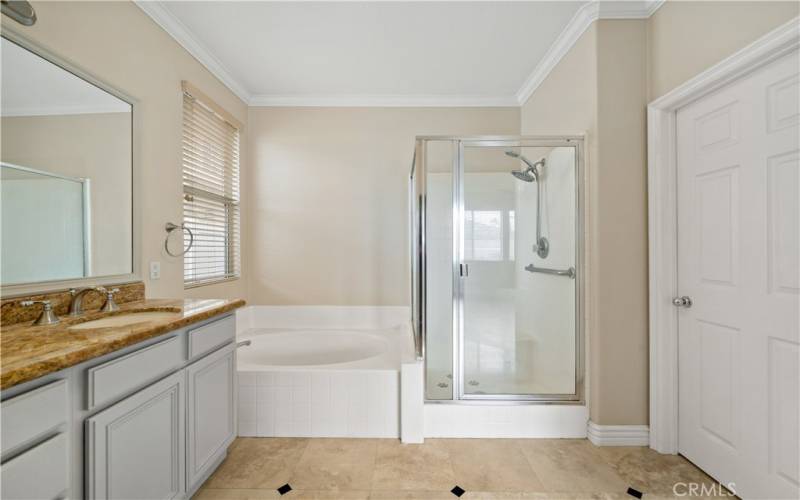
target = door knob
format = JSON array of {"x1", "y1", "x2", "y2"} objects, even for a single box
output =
[{"x1": 672, "y1": 296, "x2": 692, "y2": 308}]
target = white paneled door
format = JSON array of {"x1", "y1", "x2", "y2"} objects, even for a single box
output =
[{"x1": 676, "y1": 50, "x2": 799, "y2": 499}]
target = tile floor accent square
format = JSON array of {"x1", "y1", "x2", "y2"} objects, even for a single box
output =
[
  {"x1": 450, "y1": 485, "x2": 465, "y2": 497},
  {"x1": 277, "y1": 484, "x2": 292, "y2": 495},
  {"x1": 626, "y1": 486, "x2": 643, "y2": 498}
]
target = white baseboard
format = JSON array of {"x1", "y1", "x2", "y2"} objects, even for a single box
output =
[{"x1": 587, "y1": 421, "x2": 650, "y2": 446}]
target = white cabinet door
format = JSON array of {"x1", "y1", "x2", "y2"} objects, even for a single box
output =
[
  {"x1": 186, "y1": 343, "x2": 236, "y2": 490},
  {"x1": 85, "y1": 371, "x2": 185, "y2": 500},
  {"x1": 677, "y1": 50, "x2": 799, "y2": 499}
]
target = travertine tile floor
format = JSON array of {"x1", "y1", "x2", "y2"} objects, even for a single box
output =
[{"x1": 194, "y1": 438, "x2": 727, "y2": 500}]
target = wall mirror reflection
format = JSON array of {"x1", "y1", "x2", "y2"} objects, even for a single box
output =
[{"x1": 0, "y1": 35, "x2": 133, "y2": 287}]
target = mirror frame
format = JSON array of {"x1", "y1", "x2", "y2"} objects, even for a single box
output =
[{"x1": 1, "y1": 27, "x2": 140, "y2": 297}]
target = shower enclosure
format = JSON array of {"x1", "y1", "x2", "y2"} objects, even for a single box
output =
[{"x1": 410, "y1": 136, "x2": 584, "y2": 402}]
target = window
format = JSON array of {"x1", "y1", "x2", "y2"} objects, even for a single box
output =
[
  {"x1": 181, "y1": 82, "x2": 240, "y2": 287},
  {"x1": 464, "y1": 210, "x2": 504, "y2": 261},
  {"x1": 508, "y1": 210, "x2": 515, "y2": 261}
]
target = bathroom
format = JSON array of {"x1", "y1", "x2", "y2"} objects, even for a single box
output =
[{"x1": 0, "y1": 1, "x2": 798, "y2": 499}]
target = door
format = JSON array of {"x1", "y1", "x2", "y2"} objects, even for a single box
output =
[
  {"x1": 458, "y1": 140, "x2": 580, "y2": 400},
  {"x1": 85, "y1": 371, "x2": 185, "y2": 500},
  {"x1": 677, "y1": 50, "x2": 799, "y2": 499},
  {"x1": 186, "y1": 343, "x2": 236, "y2": 490}
]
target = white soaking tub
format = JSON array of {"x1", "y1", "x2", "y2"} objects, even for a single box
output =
[{"x1": 235, "y1": 306, "x2": 413, "y2": 438}]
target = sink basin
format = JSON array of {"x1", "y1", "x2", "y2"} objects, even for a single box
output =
[{"x1": 69, "y1": 311, "x2": 181, "y2": 330}]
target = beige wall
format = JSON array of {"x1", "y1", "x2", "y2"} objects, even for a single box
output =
[
  {"x1": 1, "y1": 1, "x2": 248, "y2": 300},
  {"x1": 2, "y1": 112, "x2": 133, "y2": 277},
  {"x1": 520, "y1": 20, "x2": 651, "y2": 425},
  {"x1": 521, "y1": 3, "x2": 797, "y2": 425},
  {"x1": 594, "y1": 20, "x2": 649, "y2": 425},
  {"x1": 648, "y1": 1, "x2": 799, "y2": 100},
  {"x1": 246, "y1": 107, "x2": 519, "y2": 305}
]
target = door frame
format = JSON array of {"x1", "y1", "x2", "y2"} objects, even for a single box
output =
[
  {"x1": 454, "y1": 138, "x2": 585, "y2": 402},
  {"x1": 647, "y1": 17, "x2": 799, "y2": 454}
]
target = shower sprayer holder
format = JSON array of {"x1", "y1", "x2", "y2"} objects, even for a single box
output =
[{"x1": 534, "y1": 237, "x2": 549, "y2": 258}]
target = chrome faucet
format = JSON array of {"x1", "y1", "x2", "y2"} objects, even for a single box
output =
[
  {"x1": 21, "y1": 300, "x2": 60, "y2": 326},
  {"x1": 101, "y1": 288, "x2": 121, "y2": 313},
  {"x1": 68, "y1": 286, "x2": 107, "y2": 316}
]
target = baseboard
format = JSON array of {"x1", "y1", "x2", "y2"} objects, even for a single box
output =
[{"x1": 587, "y1": 421, "x2": 650, "y2": 446}]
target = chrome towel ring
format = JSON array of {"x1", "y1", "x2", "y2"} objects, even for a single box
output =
[{"x1": 164, "y1": 222, "x2": 194, "y2": 257}]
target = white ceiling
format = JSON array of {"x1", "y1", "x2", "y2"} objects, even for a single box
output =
[
  {"x1": 1, "y1": 37, "x2": 130, "y2": 117},
  {"x1": 137, "y1": 1, "x2": 663, "y2": 106}
]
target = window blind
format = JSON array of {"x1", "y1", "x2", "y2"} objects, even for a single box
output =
[{"x1": 181, "y1": 84, "x2": 240, "y2": 287}]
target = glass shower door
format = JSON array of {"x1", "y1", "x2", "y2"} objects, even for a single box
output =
[{"x1": 459, "y1": 142, "x2": 578, "y2": 399}]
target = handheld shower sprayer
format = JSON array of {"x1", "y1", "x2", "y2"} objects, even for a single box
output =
[{"x1": 505, "y1": 150, "x2": 549, "y2": 258}]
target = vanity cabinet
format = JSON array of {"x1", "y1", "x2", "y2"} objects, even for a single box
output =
[
  {"x1": 186, "y1": 342, "x2": 237, "y2": 488},
  {"x1": 0, "y1": 310, "x2": 240, "y2": 500},
  {"x1": 86, "y1": 371, "x2": 186, "y2": 500},
  {"x1": 1, "y1": 433, "x2": 69, "y2": 500}
]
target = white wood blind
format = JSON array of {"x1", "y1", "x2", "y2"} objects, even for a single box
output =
[{"x1": 181, "y1": 86, "x2": 240, "y2": 287}]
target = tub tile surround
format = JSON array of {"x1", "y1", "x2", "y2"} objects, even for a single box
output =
[
  {"x1": 239, "y1": 369, "x2": 399, "y2": 439},
  {"x1": 0, "y1": 281, "x2": 145, "y2": 326},
  {"x1": 195, "y1": 437, "x2": 722, "y2": 499},
  {"x1": 236, "y1": 306, "x2": 412, "y2": 439},
  {"x1": 0, "y1": 295, "x2": 245, "y2": 389}
]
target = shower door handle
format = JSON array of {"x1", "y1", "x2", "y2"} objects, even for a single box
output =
[{"x1": 459, "y1": 263, "x2": 469, "y2": 277}]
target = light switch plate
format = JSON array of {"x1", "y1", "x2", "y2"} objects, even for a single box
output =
[{"x1": 149, "y1": 261, "x2": 161, "y2": 280}]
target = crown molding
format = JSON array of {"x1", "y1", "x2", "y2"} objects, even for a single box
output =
[
  {"x1": 249, "y1": 94, "x2": 519, "y2": 108},
  {"x1": 598, "y1": 0, "x2": 665, "y2": 19},
  {"x1": 515, "y1": 0, "x2": 664, "y2": 105},
  {"x1": 137, "y1": 0, "x2": 665, "y2": 108},
  {"x1": 134, "y1": 0, "x2": 251, "y2": 104}
]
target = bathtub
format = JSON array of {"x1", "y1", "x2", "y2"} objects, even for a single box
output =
[{"x1": 235, "y1": 306, "x2": 414, "y2": 438}]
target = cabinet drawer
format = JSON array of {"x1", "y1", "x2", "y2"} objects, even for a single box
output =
[
  {"x1": 87, "y1": 336, "x2": 183, "y2": 410},
  {"x1": 1, "y1": 379, "x2": 67, "y2": 456},
  {"x1": 1, "y1": 433, "x2": 68, "y2": 500},
  {"x1": 188, "y1": 315, "x2": 235, "y2": 359}
]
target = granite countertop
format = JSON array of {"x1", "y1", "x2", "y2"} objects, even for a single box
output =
[{"x1": 0, "y1": 297, "x2": 245, "y2": 390}]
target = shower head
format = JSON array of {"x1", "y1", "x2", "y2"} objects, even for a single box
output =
[
  {"x1": 505, "y1": 150, "x2": 544, "y2": 182},
  {"x1": 511, "y1": 169, "x2": 536, "y2": 182}
]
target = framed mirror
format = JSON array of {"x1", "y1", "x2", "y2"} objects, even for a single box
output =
[{"x1": 0, "y1": 31, "x2": 135, "y2": 293}]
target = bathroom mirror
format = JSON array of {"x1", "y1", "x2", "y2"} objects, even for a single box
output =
[{"x1": 0, "y1": 34, "x2": 134, "y2": 289}]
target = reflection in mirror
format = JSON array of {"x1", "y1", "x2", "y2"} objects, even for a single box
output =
[
  {"x1": 1, "y1": 163, "x2": 89, "y2": 283},
  {"x1": 0, "y1": 36, "x2": 133, "y2": 286}
]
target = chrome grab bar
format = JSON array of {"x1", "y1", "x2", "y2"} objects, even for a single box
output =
[
  {"x1": 236, "y1": 340, "x2": 251, "y2": 348},
  {"x1": 524, "y1": 264, "x2": 576, "y2": 279}
]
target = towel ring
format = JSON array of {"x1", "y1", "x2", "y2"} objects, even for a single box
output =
[{"x1": 164, "y1": 222, "x2": 194, "y2": 257}]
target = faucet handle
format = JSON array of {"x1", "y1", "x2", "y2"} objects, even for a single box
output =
[
  {"x1": 101, "y1": 288, "x2": 121, "y2": 313},
  {"x1": 20, "y1": 300, "x2": 60, "y2": 326}
]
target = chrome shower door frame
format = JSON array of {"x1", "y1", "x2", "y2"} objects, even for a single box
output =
[{"x1": 454, "y1": 136, "x2": 585, "y2": 403}]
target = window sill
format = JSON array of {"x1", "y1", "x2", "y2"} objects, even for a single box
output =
[{"x1": 184, "y1": 276, "x2": 240, "y2": 290}]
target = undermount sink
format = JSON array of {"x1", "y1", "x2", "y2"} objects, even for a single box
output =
[{"x1": 69, "y1": 311, "x2": 182, "y2": 330}]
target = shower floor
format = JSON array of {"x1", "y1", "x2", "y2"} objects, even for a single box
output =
[{"x1": 425, "y1": 368, "x2": 574, "y2": 400}]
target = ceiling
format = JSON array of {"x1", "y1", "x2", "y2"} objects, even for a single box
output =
[
  {"x1": 137, "y1": 1, "x2": 663, "y2": 106},
  {"x1": 1, "y1": 38, "x2": 130, "y2": 117}
]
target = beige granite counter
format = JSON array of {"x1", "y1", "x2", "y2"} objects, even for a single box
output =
[{"x1": 0, "y1": 297, "x2": 245, "y2": 390}]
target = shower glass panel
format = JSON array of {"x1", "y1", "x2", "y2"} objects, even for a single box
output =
[
  {"x1": 423, "y1": 140, "x2": 456, "y2": 400},
  {"x1": 412, "y1": 136, "x2": 583, "y2": 403},
  {"x1": 461, "y1": 143, "x2": 576, "y2": 398}
]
